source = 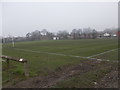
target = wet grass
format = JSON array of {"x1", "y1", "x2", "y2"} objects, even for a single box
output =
[{"x1": 2, "y1": 38, "x2": 118, "y2": 86}]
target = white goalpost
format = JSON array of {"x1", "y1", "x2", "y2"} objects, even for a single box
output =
[{"x1": 12, "y1": 37, "x2": 15, "y2": 48}]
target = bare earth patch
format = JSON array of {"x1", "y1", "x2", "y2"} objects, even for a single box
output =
[
  {"x1": 3, "y1": 59, "x2": 118, "y2": 88},
  {"x1": 95, "y1": 70, "x2": 118, "y2": 88}
]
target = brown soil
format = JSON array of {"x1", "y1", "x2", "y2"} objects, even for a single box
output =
[
  {"x1": 95, "y1": 70, "x2": 118, "y2": 88},
  {"x1": 3, "y1": 59, "x2": 118, "y2": 88}
]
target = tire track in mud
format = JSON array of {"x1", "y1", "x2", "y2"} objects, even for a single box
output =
[{"x1": 3, "y1": 59, "x2": 118, "y2": 88}]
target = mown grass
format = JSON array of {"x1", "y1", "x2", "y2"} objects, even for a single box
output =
[
  {"x1": 2, "y1": 47, "x2": 83, "y2": 85},
  {"x1": 2, "y1": 38, "x2": 118, "y2": 85},
  {"x1": 94, "y1": 49, "x2": 118, "y2": 61},
  {"x1": 3, "y1": 38, "x2": 118, "y2": 57}
]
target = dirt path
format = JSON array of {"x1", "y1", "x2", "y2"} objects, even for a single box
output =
[{"x1": 3, "y1": 59, "x2": 118, "y2": 88}]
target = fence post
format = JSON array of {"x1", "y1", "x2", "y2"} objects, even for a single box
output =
[
  {"x1": 6, "y1": 59, "x2": 9, "y2": 69},
  {"x1": 1, "y1": 55, "x2": 29, "y2": 77},
  {"x1": 24, "y1": 62, "x2": 29, "y2": 77}
]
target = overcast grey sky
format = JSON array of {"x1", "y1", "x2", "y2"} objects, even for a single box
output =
[{"x1": 2, "y1": 2, "x2": 118, "y2": 37}]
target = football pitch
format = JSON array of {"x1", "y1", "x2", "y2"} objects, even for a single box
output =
[{"x1": 2, "y1": 38, "x2": 119, "y2": 88}]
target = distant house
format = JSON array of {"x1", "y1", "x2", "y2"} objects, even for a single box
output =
[
  {"x1": 53, "y1": 37, "x2": 59, "y2": 40},
  {"x1": 111, "y1": 31, "x2": 120, "y2": 37},
  {"x1": 103, "y1": 33, "x2": 110, "y2": 37},
  {"x1": 112, "y1": 34, "x2": 117, "y2": 37},
  {"x1": 116, "y1": 31, "x2": 120, "y2": 37}
]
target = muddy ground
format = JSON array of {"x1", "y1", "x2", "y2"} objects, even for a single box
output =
[{"x1": 3, "y1": 59, "x2": 118, "y2": 88}]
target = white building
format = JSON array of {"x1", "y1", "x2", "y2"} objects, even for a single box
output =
[
  {"x1": 112, "y1": 34, "x2": 117, "y2": 37},
  {"x1": 53, "y1": 37, "x2": 59, "y2": 40},
  {"x1": 103, "y1": 33, "x2": 110, "y2": 37}
]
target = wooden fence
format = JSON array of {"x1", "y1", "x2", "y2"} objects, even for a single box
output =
[{"x1": 1, "y1": 55, "x2": 29, "y2": 77}]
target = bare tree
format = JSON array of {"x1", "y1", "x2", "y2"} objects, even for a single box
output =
[
  {"x1": 41, "y1": 29, "x2": 48, "y2": 36},
  {"x1": 26, "y1": 33, "x2": 31, "y2": 40},
  {"x1": 77, "y1": 29, "x2": 82, "y2": 39},
  {"x1": 30, "y1": 30, "x2": 41, "y2": 40},
  {"x1": 92, "y1": 29, "x2": 98, "y2": 39},
  {"x1": 46, "y1": 32, "x2": 55, "y2": 40},
  {"x1": 57, "y1": 30, "x2": 69, "y2": 39},
  {"x1": 71, "y1": 29, "x2": 77, "y2": 39}
]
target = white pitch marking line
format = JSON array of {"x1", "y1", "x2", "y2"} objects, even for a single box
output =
[
  {"x1": 14, "y1": 48, "x2": 86, "y2": 59},
  {"x1": 88, "y1": 48, "x2": 119, "y2": 58},
  {"x1": 13, "y1": 48, "x2": 118, "y2": 63}
]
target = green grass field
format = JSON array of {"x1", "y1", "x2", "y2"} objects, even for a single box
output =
[{"x1": 2, "y1": 38, "x2": 118, "y2": 87}]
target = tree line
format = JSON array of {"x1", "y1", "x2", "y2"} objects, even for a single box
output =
[
  {"x1": 26, "y1": 27, "x2": 98, "y2": 41},
  {"x1": 1, "y1": 27, "x2": 119, "y2": 43}
]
